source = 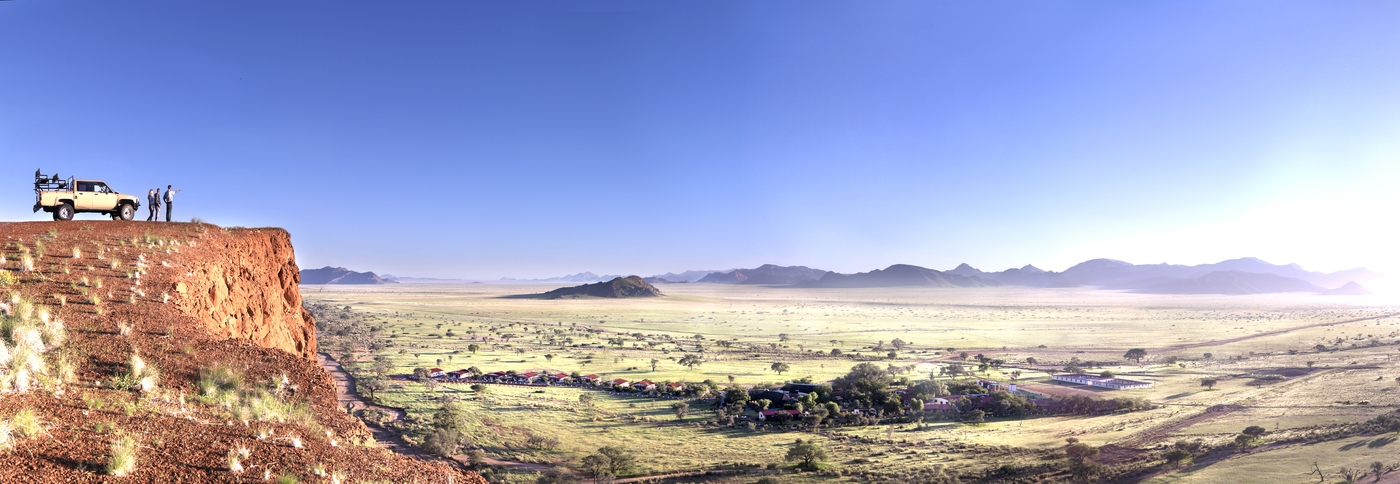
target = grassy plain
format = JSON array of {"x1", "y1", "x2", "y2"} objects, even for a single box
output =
[{"x1": 305, "y1": 282, "x2": 1400, "y2": 483}]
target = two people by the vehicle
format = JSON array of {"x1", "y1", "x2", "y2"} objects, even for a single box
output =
[
  {"x1": 146, "y1": 188, "x2": 161, "y2": 221},
  {"x1": 144, "y1": 185, "x2": 181, "y2": 222}
]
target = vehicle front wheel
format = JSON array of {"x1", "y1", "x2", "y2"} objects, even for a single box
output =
[
  {"x1": 115, "y1": 204, "x2": 135, "y2": 221},
  {"x1": 54, "y1": 203, "x2": 74, "y2": 221}
]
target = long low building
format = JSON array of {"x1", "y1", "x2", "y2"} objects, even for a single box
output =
[{"x1": 1051, "y1": 373, "x2": 1153, "y2": 390}]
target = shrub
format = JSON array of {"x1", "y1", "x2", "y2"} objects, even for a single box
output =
[{"x1": 0, "y1": 270, "x2": 16, "y2": 287}]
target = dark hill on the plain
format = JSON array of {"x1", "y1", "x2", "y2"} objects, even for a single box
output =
[
  {"x1": 803, "y1": 264, "x2": 1001, "y2": 288},
  {"x1": 300, "y1": 266, "x2": 398, "y2": 284},
  {"x1": 535, "y1": 276, "x2": 663, "y2": 299},
  {"x1": 699, "y1": 264, "x2": 829, "y2": 284}
]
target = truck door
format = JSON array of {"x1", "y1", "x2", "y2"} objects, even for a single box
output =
[
  {"x1": 75, "y1": 181, "x2": 96, "y2": 210},
  {"x1": 90, "y1": 183, "x2": 118, "y2": 211}
]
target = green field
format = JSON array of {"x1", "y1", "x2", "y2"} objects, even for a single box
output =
[{"x1": 306, "y1": 283, "x2": 1400, "y2": 483}]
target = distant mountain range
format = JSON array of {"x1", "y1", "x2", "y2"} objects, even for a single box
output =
[
  {"x1": 648, "y1": 269, "x2": 727, "y2": 283},
  {"x1": 402, "y1": 256, "x2": 1377, "y2": 296},
  {"x1": 801, "y1": 264, "x2": 1001, "y2": 288},
  {"x1": 300, "y1": 267, "x2": 398, "y2": 285},
  {"x1": 698, "y1": 264, "x2": 829, "y2": 284},
  {"x1": 500, "y1": 272, "x2": 623, "y2": 283},
  {"x1": 944, "y1": 257, "x2": 1375, "y2": 295},
  {"x1": 381, "y1": 275, "x2": 472, "y2": 284},
  {"x1": 535, "y1": 276, "x2": 663, "y2": 299}
]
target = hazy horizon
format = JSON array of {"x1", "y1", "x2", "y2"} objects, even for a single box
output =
[{"x1": 4, "y1": 2, "x2": 1398, "y2": 281}]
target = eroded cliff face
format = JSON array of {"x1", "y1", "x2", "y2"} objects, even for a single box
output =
[{"x1": 174, "y1": 228, "x2": 317, "y2": 359}]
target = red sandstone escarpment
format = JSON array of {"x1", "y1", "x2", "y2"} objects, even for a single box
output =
[{"x1": 174, "y1": 228, "x2": 317, "y2": 360}]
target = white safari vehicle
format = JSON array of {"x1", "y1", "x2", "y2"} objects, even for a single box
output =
[{"x1": 33, "y1": 170, "x2": 142, "y2": 221}]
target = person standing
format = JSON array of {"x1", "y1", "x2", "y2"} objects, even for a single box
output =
[
  {"x1": 146, "y1": 188, "x2": 161, "y2": 221},
  {"x1": 164, "y1": 185, "x2": 181, "y2": 222}
]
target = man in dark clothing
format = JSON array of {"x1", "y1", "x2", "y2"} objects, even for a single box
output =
[
  {"x1": 164, "y1": 185, "x2": 181, "y2": 222},
  {"x1": 146, "y1": 188, "x2": 161, "y2": 221}
]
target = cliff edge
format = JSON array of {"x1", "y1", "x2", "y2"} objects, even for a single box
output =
[
  {"x1": 173, "y1": 228, "x2": 316, "y2": 359},
  {"x1": 0, "y1": 221, "x2": 482, "y2": 483}
]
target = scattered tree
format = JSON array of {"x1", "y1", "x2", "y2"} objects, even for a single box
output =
[
  {"x1": 1124, "y1": 348, "x2": 1148, "y2": 364},
  {"x1": 771, "y1": 362, "x2": 791, "y2": 375},
  {"x1": 678, "y1": 354, "x2": 704, "y2": 370},
  {"x1": 1200, "y1": 378, "x2": 1218, "y2": 390},
  {"x1": 671, "y1": 402, "x2": 689, "y2": 421},
  {"x1": 785, "y1": 439, "x2": 827, "y2": 471}
]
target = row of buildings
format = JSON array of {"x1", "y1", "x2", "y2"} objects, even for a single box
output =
[{"x1": 424, "y1": 368, "x2": 688, "y2": 393}]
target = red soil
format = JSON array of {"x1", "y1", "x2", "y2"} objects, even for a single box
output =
[{"x1": 0, "y1": 221, "x2": 485, "y2": 483}]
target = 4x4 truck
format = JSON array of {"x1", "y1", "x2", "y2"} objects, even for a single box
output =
[{"x1": 33, "y1": 170, "x2": 141, "y2": 221}]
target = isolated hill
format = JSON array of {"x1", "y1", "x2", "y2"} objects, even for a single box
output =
[
  {"x1": 301, "y1": 266, "x2": 398, "y2": 284},
  {"x1": 804, "y1": 264, "x2": 1001, "y2": 288},
  {"x1": 537, "y1": 276, "x2": 664, "y2": 298},
  {"x1": 0, "y1": 222, "x2": 481, "y2": 483},
  {"x1": 952, "y1": 257, "x2": 1376, "y2": 295},
  {"x1": 1325, "y1": 281, "x2": 1373, "y2": 296},
  {"x1": 698, "y1": 264, "x2": 829, "y2": 284}
]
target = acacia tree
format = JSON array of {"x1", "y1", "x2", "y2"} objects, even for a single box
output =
[
  {"x1": 785, "y1": 439, "x2": 827, "y2": 471},
  {"x1": 671, "y1": 402, "x2": 689, "y2": 421},
  {"x1": 771, "y1": 362, "x2": 791, "y2": 375},
  {"x1": 597, "y1": 446, "x2": 635, "y2": 477},
  {"x1": 1201, "y1": 378, "x2": 1218, "y2": 390},
  {"x1": 649, "y1": 359, "x2": 659, "y2": 372},
  {"x1": 678, "y1": 354, "x2": 704, "y2": 370},
  {"x1": 1124, "y1": 348, "x2": 1148, "y2": 364}
]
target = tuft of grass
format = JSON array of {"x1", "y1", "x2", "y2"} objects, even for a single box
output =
[
  {"x1": 111, "y1": 352, "x2": 159, "y2": 392},
  {"x1": 0, "y1": 420, "x2": 12, "y2": 451},
  {"x1": 72, "y1": 247, "x2": 81, "y2": 259},
  {"x1": 84, "y1": 394, "x2": 108, "y2": 411},
  {"x1": 53, "y1": 294, "x2": 65, "y2": 307},
  {"x1": 276, "y1": 472, "x2": 300, "y2": 484},
  {"x1": 11, "y1": 409, "x2": 44, "y2": 438},
  {"x1": 118, "y1": 322, "x2": 132, "y2": 337},
  {"x1": 106, "y1": 433, "x2": 138, "y2": 477},
  {"x1": 226, "y1": 448, "x2": 244, "y2": 473},
  {"x1": 94, "y1": 277, "x2": 103, "y2": 289},
  {"x1": 109, "y1": 258, "x2": 120, "y2": 270}
]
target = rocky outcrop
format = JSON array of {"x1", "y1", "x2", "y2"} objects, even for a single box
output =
[{"x1": 175, "y1": 228, "x2": 317, "y2": 360}]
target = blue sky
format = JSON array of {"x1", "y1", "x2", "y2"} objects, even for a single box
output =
[{"x1": 2, "y1": 1, "x2": 1398, "y2": 280}]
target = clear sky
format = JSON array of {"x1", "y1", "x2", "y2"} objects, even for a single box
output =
[{"x1": 2, "y1": 1, "x2": 1398, "y2": 281}]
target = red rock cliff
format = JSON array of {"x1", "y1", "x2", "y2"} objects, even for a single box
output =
[{"x1": 174, "y1": 228, "x2": 317, "y2": 360}]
